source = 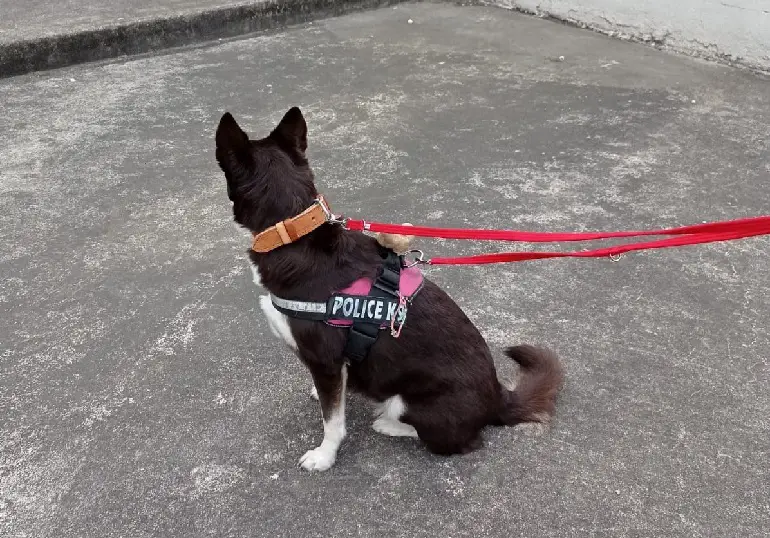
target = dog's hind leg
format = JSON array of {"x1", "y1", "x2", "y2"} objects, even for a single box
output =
[
  {"x1": 403, "y1": 393, "x2": 486, "y2": 455},
  {"x1": 416, "y1": 423, "x2": 484, "y2": 456},
  {"x1": 299, "y1": 365, "x2": 347, "y2": 472},
  {"x1": 372, "y1": 396, "x2": 418, "y2": 438}
]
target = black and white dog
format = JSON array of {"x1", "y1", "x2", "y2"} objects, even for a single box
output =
[{"x1": 216, "y1": 107, "x2": 564, "y2": 471}]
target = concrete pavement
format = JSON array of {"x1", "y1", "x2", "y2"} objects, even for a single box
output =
[{"x1": 1, "y1": 3, "x2": 769, "y2": 537}]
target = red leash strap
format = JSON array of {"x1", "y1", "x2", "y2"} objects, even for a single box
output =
[
  {"x1": 430, "y1": 228, "x2": 770, "y2": 265},
  {"x1": 345, "y1": 215, "x2": 770, "y2": 242},
  {"x1": 343, "y1": 215, "x2": 770, "y2": 265}
]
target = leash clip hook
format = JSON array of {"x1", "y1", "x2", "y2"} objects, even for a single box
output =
[
  {"x1": 315, "y1": 196, "x2": 347, "y2": 226},
  {"x1": 404, "y1": 249, "x2": 428, "y2": 268}
]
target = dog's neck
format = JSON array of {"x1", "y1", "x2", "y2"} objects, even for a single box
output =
[{"x1": 249, "y1": 224, "x2": 381, "y2": 302}]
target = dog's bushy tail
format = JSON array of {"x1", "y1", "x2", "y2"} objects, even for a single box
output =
[{"x1": 497, "y1": 345, "x2": 564, "y2": 427}]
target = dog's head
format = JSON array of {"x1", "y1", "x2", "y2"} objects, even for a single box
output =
[{"x1": 215, "y1": 107, "x2": 317, "y2": 232}]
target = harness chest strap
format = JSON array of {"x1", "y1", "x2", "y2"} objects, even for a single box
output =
[
  {"x1": 270, "y1": 293, "x2": 403, "y2": 324},
  {"x1": 343, "y1": 249, "x2": 402, "y2": 362}
]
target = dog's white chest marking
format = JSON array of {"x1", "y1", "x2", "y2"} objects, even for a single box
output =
[
  {"x1": 249, "y1": 264, "x2": 263, "y2": 288},
  {"x1": 251, "y1": 263, "x2": 298, "y2": 352},
  {"x1": 258, "y1": 296, "x2": 298, "y2": 351},
  {"x1": 251, "y1": 262, "x2": 318, "y2": 397}
]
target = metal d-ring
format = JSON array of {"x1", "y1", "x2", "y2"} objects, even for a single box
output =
[{"x1": 609, "y1": 253, "x2": 623, "y2": 262}]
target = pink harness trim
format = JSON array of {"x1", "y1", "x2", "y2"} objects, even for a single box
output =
[{"x1": 326, "y1": 266, "x2": 424, "y2": 327}]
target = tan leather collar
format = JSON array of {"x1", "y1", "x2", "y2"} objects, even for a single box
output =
[{"x1": 251, "y1": 195, "x2": 333, "y2": 253}]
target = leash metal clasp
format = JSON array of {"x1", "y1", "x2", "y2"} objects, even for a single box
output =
[
  {"x1": 315, "y1": 196, "x2": 347, "y2": 226},
  {"x1": 403, "y1": 249, "x2": 428, "y2": 268}
]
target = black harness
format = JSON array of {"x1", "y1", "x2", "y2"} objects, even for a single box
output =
[{"x1": 269, "y1": 248, "x2": 404, "y2": 362}]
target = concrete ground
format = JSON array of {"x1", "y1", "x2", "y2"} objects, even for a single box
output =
[{"x1": 1, "y1": 3, "x2": 769, "y2": 537}]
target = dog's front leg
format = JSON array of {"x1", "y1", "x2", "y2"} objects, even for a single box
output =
[{"x1": 299, "y1": 364, "x2": 347, "y2": 472}]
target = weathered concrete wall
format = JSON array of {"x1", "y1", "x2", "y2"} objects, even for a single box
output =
[{"x1": 483, "y1": 0, "x2": 770, "y2": 71}]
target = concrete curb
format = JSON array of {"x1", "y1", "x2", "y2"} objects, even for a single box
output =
[{"x1": 0, "y1": 0, "x2": 408, "y2": 78}]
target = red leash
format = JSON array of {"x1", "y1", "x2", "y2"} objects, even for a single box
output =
[{"x1": 344, "y1": 215, "x2": 770, "y2": 265}]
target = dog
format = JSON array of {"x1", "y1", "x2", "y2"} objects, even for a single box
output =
[{"x1": 216, "y1": 107, "x2": 564, "y2": 471}]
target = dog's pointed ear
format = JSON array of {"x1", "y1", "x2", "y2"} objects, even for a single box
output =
[
  {"x1": 272, "y1": 107, "x2": 308, "y2": 154},
  {"x1": 216, "y1": 112, "x2": 251, "y2": 174}
]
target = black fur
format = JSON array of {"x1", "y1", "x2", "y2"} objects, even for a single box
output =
[{"x1": 216, "y1": 107, "x2": 564, "y2": 457}]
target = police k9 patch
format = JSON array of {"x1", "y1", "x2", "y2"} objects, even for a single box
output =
[{"x1": 327, "y1": 294, "x2": 400, "y2": 324}]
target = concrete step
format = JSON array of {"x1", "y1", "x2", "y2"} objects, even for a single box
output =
[{"x1": 0, "y1": 0, "x2": 404, "y2": 77}]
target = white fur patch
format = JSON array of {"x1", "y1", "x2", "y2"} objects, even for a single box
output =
[
  {"x1": 372, "y1": 395, "x2": 417, "y2": 438},
  {"x1": 300, "y1": 366, "x2": 347, "y2": 472},
  {"x1": 250, "y1": 263, "x2": 318, "y2": 404},
  {"x1": 375, "y1": 395, "x2": 407, "y2": 420},
  {"x1": 373, "y1": 417, "x2": 418, "y2": 438},
  {"x1": 250, "y1": 264, "x2": 263, "y2": 288},
  {"x1": 258, "y1": 295, "x2": 297, "y2": 351}
]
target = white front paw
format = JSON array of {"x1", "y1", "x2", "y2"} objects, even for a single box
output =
[
  {"x1": 310, "y1": 385, "x2": 319, "y2": 400},
  {"x1": 299, "y1": 447, "x2": 336, "y2": 472}
]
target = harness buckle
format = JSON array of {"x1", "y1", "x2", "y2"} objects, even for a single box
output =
[{"x1": 344, "y1": 324, "x2": 379, "y2": 362}]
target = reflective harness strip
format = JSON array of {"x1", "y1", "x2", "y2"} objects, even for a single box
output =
[{"x1": 271, "y1": 295, "x2": 328, "y2": 321}]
